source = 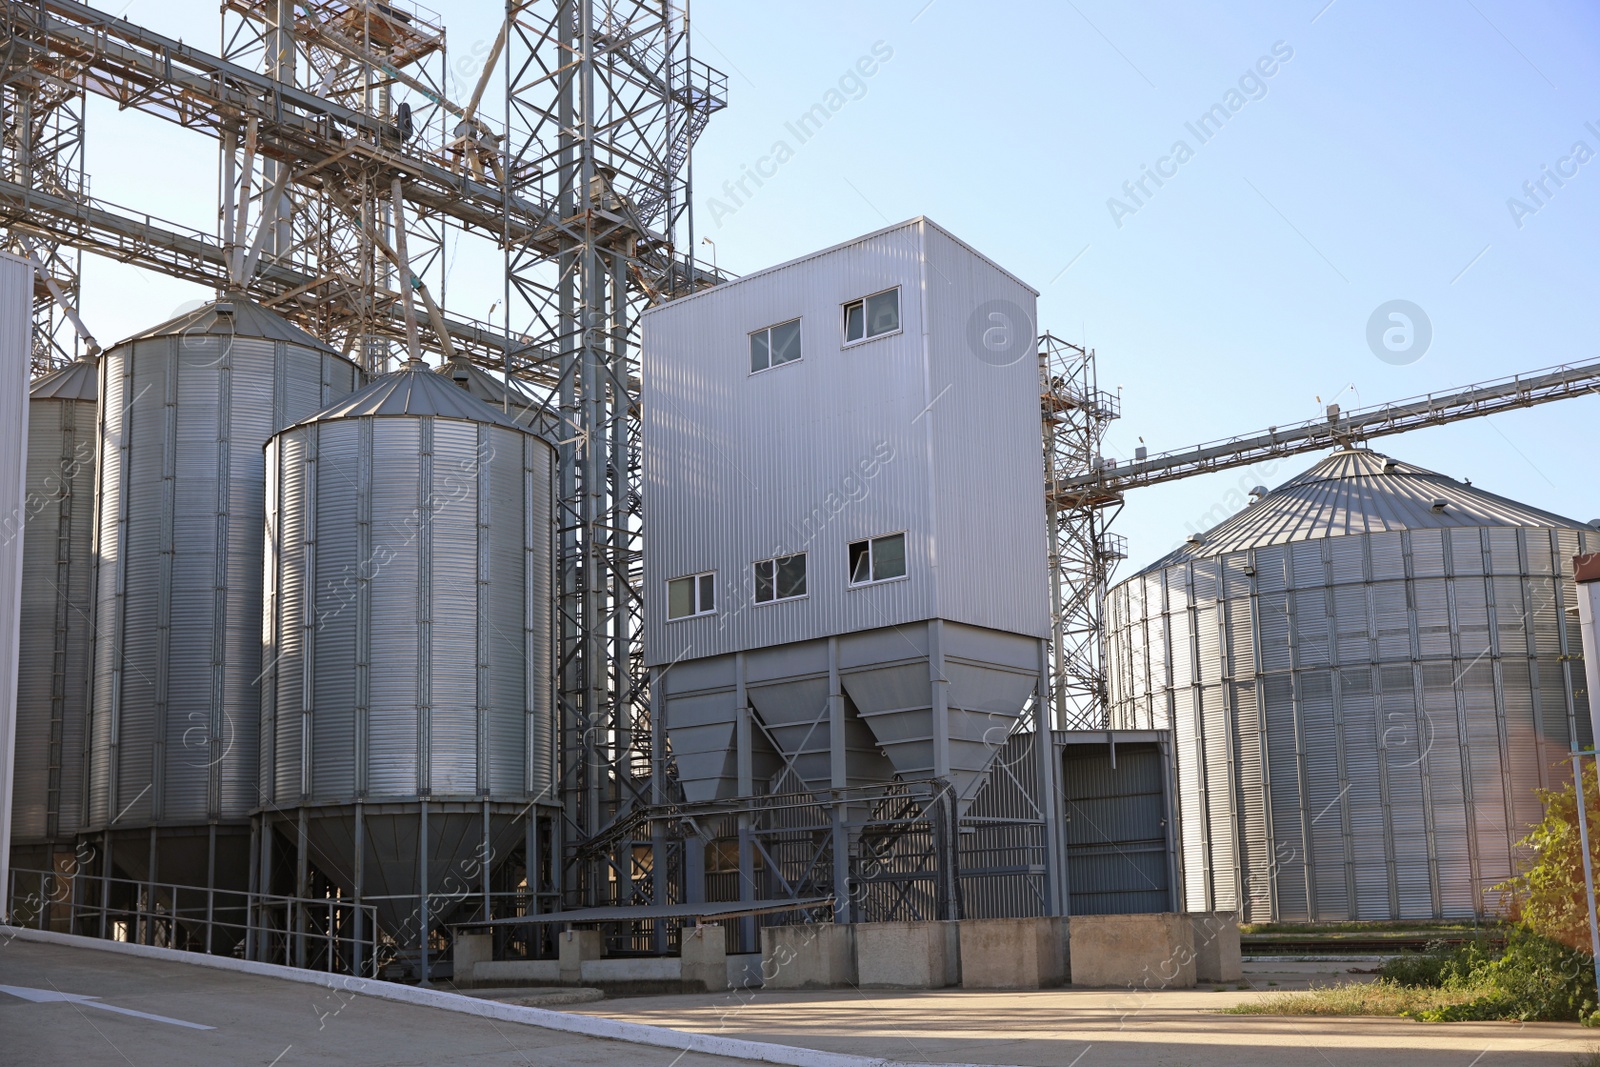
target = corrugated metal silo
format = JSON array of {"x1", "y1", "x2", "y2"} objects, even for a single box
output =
[
  {"x1": 1106, "y1": 448, "x2": 1598, "y2": 921},
  {"x1": 85, "y1": 298, "x2": 361, "y2": 893},
  {"x1": 10, "y1": 357, "x2": 97, "y2": 876},
  {"x1": 261, "y1": 360, "x2": 555, "y2": 944}
]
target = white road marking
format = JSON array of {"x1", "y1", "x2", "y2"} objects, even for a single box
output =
[{"x1": 0, "y1": 983, "x2": 215, "y2": 1030}]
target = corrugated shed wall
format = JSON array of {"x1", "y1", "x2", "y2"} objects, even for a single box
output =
[{"x1": 1109, "y1": 518, "x2": 1598, "y2": 921}]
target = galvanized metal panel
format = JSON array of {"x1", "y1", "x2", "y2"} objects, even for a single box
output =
[
  {"x1": 1105, "y1": 447, "x2": 1595, "y2": 921},
  {"x1": 13, "y1": 374, "x2": 96, "y2": 847},
  {"x1": 87, "y1": 300, "x2": 360, "y2": 833},
  {"x1": 1061, "y1": 741, "x2": 1173, "y2": 914},
  {"x1": 642, "y1": 218, "x2": 1044, "y2": 667},
  {"x1": 264, "y1": 367, "x2": 556, "y2": 812}
]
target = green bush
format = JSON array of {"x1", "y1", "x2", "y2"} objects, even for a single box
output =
[
  {"x1": 1409, "y1": 928, "x2": 1597, "y2": 1023},
  {"x1": 1500, "y1": 761, "x2": 1600, "y2": 951},
  {"x1": 1378, "y1": 935, "x2": 1496, "y2": 988},
  {"x1": 1374, "y1": 927, "x2": 1598, "y2": 1023}
]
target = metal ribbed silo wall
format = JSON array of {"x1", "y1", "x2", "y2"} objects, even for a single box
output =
[
  {"x1": 86, "y1": 329, "x2": 359, "y2": 838},
  {"x1": 11, "y1": 382, "x2": 96, "y2": 855},
  {"x1": 261, "y1": 415, "x2": 555, "y2": 808},
  {"x1": 1107, "y1": 525, "x2": 1598, "y2": 922}
]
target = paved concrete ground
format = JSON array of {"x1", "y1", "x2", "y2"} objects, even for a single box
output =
[
  {"x1": 8, "y1": 939, "x2": 1596, "y2": 1067},
  {"x1": 571, "y1": 961, "x2": 1600, "y2": 1067},
  {"x1": 0, "y1": 938, "x2": 769, "y2": 1067}
]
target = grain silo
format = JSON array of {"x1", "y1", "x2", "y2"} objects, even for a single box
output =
[
  {"x1": 85, "y1": 299, "x2": 360, "y2": 909},
  {"x1": 261, "y1": 359, "x2": 555, "y2": 978},
  {"x1": 434, "y1": 356, "x2": 559, "y2": 437},
  {"x1": 1105, "y1": 448, "x2": 1598, "y2": 922},
  {"x1": 10, "y1": 356, "x2": 98, "y2": 886}
]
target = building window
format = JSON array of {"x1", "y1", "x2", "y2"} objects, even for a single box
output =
[
  {"x1": 843, "y1": 288, "x2": 900, "y2": 345},
  {"x1": 667, "y1": 571, "x2": 715, "y2": 620},
  {"x1": 754, "y1": 553, "x2": 807, "y2": 603},
  {"x1": 848, "y1": 533, "x2": 906, "y2": 585},
  {"x1": 750, "y1": 317, "x2": 802, "y2": 373}
]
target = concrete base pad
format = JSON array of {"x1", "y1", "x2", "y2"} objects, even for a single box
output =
[
  {"x1": 462, "y1": 986, "x2": 607, "y2": 1007},
  {"x1": 760, "y1": 923, "x2": 856, "y2": 989},
  {"x1": 1190, "y1": 911, "x2": 1243, "y2": 983},
  {"x1": 854, "y1": 921, "x2": 960, "y2": 989},
  {"x1": 1069, "y1": 912, "x2": 1195, "y2": 989},
  {"x1": 958, "y1": 917, "x2": 1065, "y2": 989}
]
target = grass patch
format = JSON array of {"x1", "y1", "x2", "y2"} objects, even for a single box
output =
[
  {"x1": 1225, "y1": 929, "x2": 1600, "y2": 1024},
  {"x1": 1221, "y1": 979, "x2": 1488, "y2": 1018}
]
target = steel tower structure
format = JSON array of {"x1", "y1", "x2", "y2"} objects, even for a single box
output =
[
  {"x1": 500, "y1": 0, "x2": 724, "y2": 909},
  {"x1": 0, "y1": 0, "x2": 88, "y2": 374},
  {"x1": 1040, "y1": 334, "x2": 1125, "y2": 731}
]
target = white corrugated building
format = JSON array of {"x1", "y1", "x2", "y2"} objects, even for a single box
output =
[{"x1": 641, "y1": 218, "x2": 1059, "y2": 919}]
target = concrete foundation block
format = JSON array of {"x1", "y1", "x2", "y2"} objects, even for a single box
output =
[
  {"x1": 1069, "y1": 913, "x2": 1195, "y2": 990},
  {"x1": 471, "y1": 959, "x2": 561, "y2": 985},
  {"x1": 558, "y1": 928, "x2": 603, "y2": 985},
  {"x1": 580, "y1": 957, "x2": 680, "y2": 983},
  {"x1": 727, "y1": 952, "x2": 764, "y2": 990},
  {"x1": 452, "y1": 933, "x2": 492, "y2": 988},
  {"x1": 958, "y1": 917, "x2": 1065, "y2": 990},
  {"x1": 855, "y1": 921, "x2": 960, "y2": 988},
  {"x1": 681, "y1": 925, "x2": 729, "y2": 991},
  {"x1": 759, "y1": 922, "x2": 856, "y2": 989},
  {"x1": 1190, "y1": 911, "x2": 1242, "y2": 983}
]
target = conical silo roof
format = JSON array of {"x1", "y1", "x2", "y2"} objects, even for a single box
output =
[
  {"x1": 116, "y1": 295, "x2": 337, "y2": 352},
  {"x1": 286, "y1": 358, "x2": 528, "y2": 432},
  {"x1": 30, "y1": 356, "x2": 98, "y2": 400},
  {"x1": 1145, "y1": 447, "x2": 1589, "y2": 571},
  {"x1": 434, "y1": 358, "x2": 561, "y2": 437}
]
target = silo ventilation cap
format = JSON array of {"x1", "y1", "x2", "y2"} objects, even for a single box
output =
[{"x1": 1430, "y1": 499, "x2": 1449, "y2": 513}]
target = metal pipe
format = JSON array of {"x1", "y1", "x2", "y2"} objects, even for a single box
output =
[
  {"x1": 16, "y1": 236, "x2": 99, "y2": 355},
  {"x1": 828, "y1": 636, "x2": 850, "y2": 924},
  {"x1": 144, "y1": 827, "x2": 156, "y2": 946},
  {"x1": 1574, "y1": 753, "x2": 1600, "y2": 1002},
  {"x1": 353, "y1": 803, "x2": 365, "y2": 977},
  {"x1": 246, "y1": 816, "x2": 259, "y2": 962},
  {"x1": 229, "y1": 116, "x2": 259, "y2": 286},
  {"x1": 419, "y1": 800, "x2": 430, "y2": 985},
  {"x1": 99, "y1": 834, "x2": 110, "y2": 940},
  {"x1": 388, "y1": 179, "x2": 423, "y2": 363},
  {"x1": 205, "y1": 823, "x2": 216, "y2": 954},
  {"x1": 296, "y1": 808, "x2": 308, "y2": 969},
  {"x1": 239, "y1": 166, "x2": 289, "y2": 286}
]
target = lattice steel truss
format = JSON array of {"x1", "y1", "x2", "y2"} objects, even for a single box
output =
[
  {"x1": 499, "y1": 0, "x2": 724, "y2": 909},
  {"x1": 0, "y1": 0, "x2": 87, "y2": 375},
  {"x1": 220, "y1": 0, "x2": 456, "y2": 373},
  {"x1": 1041, "y1": 333, "x2": 1125, "y2": 731}
]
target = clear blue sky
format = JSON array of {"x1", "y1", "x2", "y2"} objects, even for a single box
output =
[{"x1": 79, "y1": 0, "x2": 1600, "y2": 574}]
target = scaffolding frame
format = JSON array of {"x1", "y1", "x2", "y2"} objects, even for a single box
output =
[
  {"x1": 0, "y1": 0, "x2": 87, "y2": 373},
  {"x1": 498, "y1": 0, "x2": 724, "y2": 912},
  {"x1": 1040, "y1": 333, "x2": 1125, "y2": 731}
]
